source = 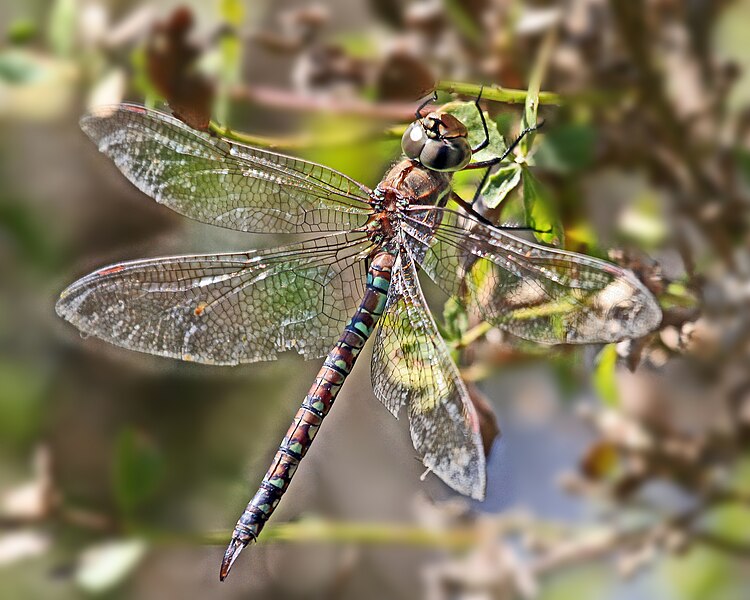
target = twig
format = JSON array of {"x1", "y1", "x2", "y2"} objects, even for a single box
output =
[
  {"x1": 436, "y1": 81, "x2": 563, "y2": 106},
  {"x1": 208, "y1": 120, "x2": 405, "y2": 150}
]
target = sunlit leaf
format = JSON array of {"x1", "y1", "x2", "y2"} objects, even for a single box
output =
[
  {"x1": 593, "y1": 344, "x2": 619, "y2": 407},
  {"x1": 220, "y1": 0, "x2": 245, "y2": 25},
  {"x1": 334, "y1": 32, "x2": 378, "y2": 59},
  {"x1": 216, "y1": 1, "x2": 245, "y2": 125},
  {"x1": 664, "y1": 547, "x2": 734, "y2": 600},
  {"x1": 482, "y1": 163, "x2": 522, "y2": 208},
  {"x1": 539, "y1": 567, "x2": 608, "y2": 600},
  {"x1": 521, "y1": 167, "x2": 564, "y2": 246},
  {"x1": 302, "y1": 114, "x2": 389, "y2": 185},
  {"x1": 565, "y1": 222, "x2": 599, "y2": 252},
  {"x1": 130, "y1": 46, "x2": 161, "y2": 109},
  {"x1": 75, "y1": 539, "x2": 147, "y2": 594}
]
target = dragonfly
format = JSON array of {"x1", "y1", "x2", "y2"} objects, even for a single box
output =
[{"x1": 56, "y1": 99, "x2": 662, "y2": 580}]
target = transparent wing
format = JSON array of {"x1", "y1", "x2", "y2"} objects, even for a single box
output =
[
  {"x1": 372, "y1": 248, "x2": 486, "y2": 500},
  {"x1": 57, "y1": 233, "x2": 372, "y2": 365},
  {"x1": 402, "y1": 206, "x2": 662, "y2": 344},
  {"x1": 80, "y1": 104, "x2": 373, "y2": 234}
]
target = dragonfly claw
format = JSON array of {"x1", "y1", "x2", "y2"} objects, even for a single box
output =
[{"x1": 219, "y1": 537, "x2": 247, "y2": 581}]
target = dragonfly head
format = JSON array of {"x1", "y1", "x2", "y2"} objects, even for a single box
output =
[{"x1": 402, "y1": 111, "x2": 472, "y2": 172}]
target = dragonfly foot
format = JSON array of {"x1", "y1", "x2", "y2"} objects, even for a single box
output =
[{"x1": 219, "y1": 536, "x2": 249, "y2": 581}]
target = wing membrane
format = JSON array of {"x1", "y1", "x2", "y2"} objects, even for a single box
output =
[
  {"x1": 80, "y1": 104, "x2": 373, "y2": 234},
  {"x1": 402, "y1": 206, "x2": 662, "y2": 344},
  {"x1": 372, "y1": 249, "x2": 486, "y2": 500},
  {"x1": 57, "y1": 234, "x2": 372, "y2": 365}
]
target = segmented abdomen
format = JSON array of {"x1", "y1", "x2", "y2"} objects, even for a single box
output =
[{"x1": 228, "y1": 251, "x2": 396, "y2": 546}]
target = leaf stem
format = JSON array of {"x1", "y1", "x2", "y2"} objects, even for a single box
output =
[
  {"x1": 436, "y1": 80, "x2": 563, "y2": 106},
  {"x1": 455, "y1": 321, "x2": 493, "y2": 349},
  {"x1": 208, "y1": 121, "x2": 405, "y2": 150}
]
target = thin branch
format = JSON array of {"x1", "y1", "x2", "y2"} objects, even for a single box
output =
[
  {"x1": 436, "y1": 80, "x2": 564, "y2": 106},
  {"x1": 208, "y1": 120, "x2": 404, "y2": 150}
]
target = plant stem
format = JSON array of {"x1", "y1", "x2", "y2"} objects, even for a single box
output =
[
  {"x1": 436, "y1": 80, "x2": 563, "y2": 106},
  {"x1": 170, "y1": 520, "x2": 479, "y2": 550},
  {"x1": 455, "y1": 322, "x2": 493, "y2": 349},
  {"x1": 208, "y1": 121, "x2": 405, "y2": 150}
]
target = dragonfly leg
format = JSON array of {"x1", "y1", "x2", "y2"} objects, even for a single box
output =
[
  {"x1": 415, "y1": 90, "x2": 438, "y2": 120},
  {"x1": 219, "y1": 251, "x2": 397, "y2": 581},
  {"x1": 466, "y1": 121, "x2": 545, "y2": 205},
  {"x1": 471, "y1": 85, "x2": 490, "y2": 154},
  {"x1": 466, "y1": 120, "x2": 545, "y2": 171},
  {"x1": 451, "y1": 191, "x2": 551, "y2": 234}
]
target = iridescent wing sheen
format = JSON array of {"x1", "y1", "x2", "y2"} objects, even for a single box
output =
[
  {"x1": 80, "y1": 104, "x2": 373, "y2": 234},
  {"x1": 57, "y1": 233, "x2": 372, "y2": 365},
  {"x1": 402, "y1": 206, "x2": 662, "y2": 344},
  {"x1": 372, "y1": 248, "x2": 486, "y2": 500}
]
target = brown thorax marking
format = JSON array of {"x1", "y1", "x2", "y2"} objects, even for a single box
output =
[
  {"x1": 421, "y1": 111, "x2": 468, "y2": 141},
  {"x1": 363, "y1": 159, "x2": 452, "y2": 247}
]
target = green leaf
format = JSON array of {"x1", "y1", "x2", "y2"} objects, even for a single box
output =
[
  {"x1": 442, "y1": 297, "x2": 469, "y2": 343},
  {"x1": 213, "y1": 0, "x2": 245, "y2": 125},
  {"x1": 47, "y1": 0, "x2": 76, "y2": 58},
  {"x1": 482, "y1": 163, "x2": 522, "y2": 208},
  {"x1": 113, "y1": 429, "x2": 164, "y2": 518},
  {"x1": 520, "y1": 31, "x2": 555, "y2": 156},
  {"x1": 220, "y1": 0, "x2": 245, "y2": 26},
  {"x1": 521, "y1": 167, "x2": 563, "y2": 245},
  {"x1": 593, "y1": 344, "x2": 619, "y2": 407},
  {"x1": 7, "y1": 19, "x2": 37, "y2": 45},
  {"x1": 664, "y1": 547, "x2": 735, "y2": 600},
  {"x1": 76, "y1": 539, "x2": 147, "y2": 594},
  {"x1": 0, "y1": 50, "x2": 48, "y2": 85},
  {"x1": 442, "y1": 101, "x2": 507, "y2": 162},
  {"x1": 130, "y1": 46, "x2": 162, "y2": 109},
  {"x1": 0, "y1": 360, "x2": 45, "y2": 446},
  {"x1": 539, "y1": 567, "x2": 608, "y2": 600},
  {"x1": 534, "y1": 124, "x2": 597, "y2": 173}
]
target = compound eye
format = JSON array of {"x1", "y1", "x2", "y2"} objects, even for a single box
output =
[
  {"x1": 419, "y1": 138, "x2": 472, "y2": 172},
  {"x1": 401, "y1": 122, "x2": 428, "y2": 160}
]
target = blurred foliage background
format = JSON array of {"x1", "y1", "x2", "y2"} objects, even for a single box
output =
[{"x1": 2, "y1": 0, "x2": 750, "y2": 599}]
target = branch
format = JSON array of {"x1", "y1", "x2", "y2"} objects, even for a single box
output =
[{"x1": 436, "y1": 81, "x2": 564, "y2": 106}]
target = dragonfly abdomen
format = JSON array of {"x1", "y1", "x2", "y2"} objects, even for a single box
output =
[{"x1": 220, "y1": 250, "x2": 396, "y2": 579}]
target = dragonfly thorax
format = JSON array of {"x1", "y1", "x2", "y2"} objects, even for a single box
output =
[{"x1": 364, "y1": 160, "x2": 453, "y2": 248}]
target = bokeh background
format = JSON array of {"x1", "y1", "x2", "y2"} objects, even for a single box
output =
[{"x1": 2, "y1": 0, "x2": 750, "y2": 598}]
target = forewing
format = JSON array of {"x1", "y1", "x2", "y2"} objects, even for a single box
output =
[
  {"x1": 403, "y1": 206, "x2": 662, "y2": 344},
  {"x1": 80, "y1": 104, "x2": 373, "y2": 234},
  {"x1": 57, "y1": 233, "x2": 371, "y2": 365},
  {"x1": 372, "y1": 249, "x2": 486, "y2": 500}
]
